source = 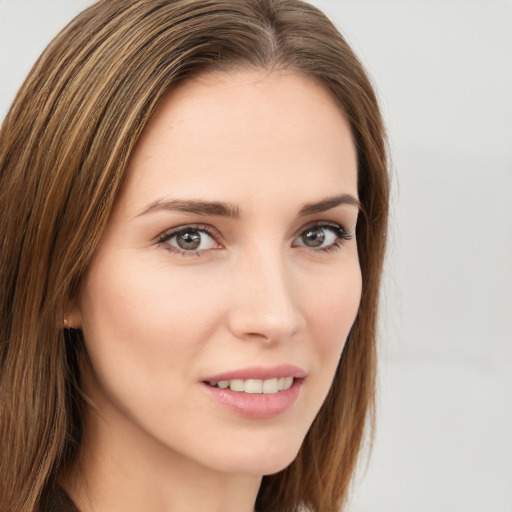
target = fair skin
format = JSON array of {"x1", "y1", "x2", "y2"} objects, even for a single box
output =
[{"x1": 65, "y1": 68, "x2": 361, "y2": 512}]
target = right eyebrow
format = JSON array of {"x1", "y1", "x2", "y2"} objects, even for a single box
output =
[{"x1": 136, "y1": 198, "x2": 242, "y2": 219}]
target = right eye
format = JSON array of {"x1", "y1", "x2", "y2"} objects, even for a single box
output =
[{"x1": 159, "y1": 226, "x2": 220, "y2": 255}]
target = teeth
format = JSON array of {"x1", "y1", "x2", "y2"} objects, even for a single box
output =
[
  {"x1": 208, "y1": 377, "x2": 295, "y2": 394},
  {"x1": 229, "y1": 379, "x2": 245, "y2": 392},
  {"x1": 245, "y1": 379, "x2": 263, "y2": 393},
  {"x1": 262, "y1": 378, "x2": 278, "y2": 394},
  {"x1": 281, "y1": 377, "x2": 293, "y2": 390}
]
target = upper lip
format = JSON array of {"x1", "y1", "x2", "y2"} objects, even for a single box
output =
[{"x1": 202, "y1": 364, "x2": 307, "y2": 382}]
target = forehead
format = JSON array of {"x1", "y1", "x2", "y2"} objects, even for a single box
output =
[{"x1": 119, "y1": 68, "x2": 358, "y2": 212}]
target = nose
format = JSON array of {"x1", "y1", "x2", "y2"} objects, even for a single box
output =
[{"x1": 226, "y1": 247, "x2": 305, "y2": 343}]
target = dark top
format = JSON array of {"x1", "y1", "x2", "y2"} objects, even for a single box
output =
[{"x1": 39, "y1": 486, "x2": 79, "y2": 512}]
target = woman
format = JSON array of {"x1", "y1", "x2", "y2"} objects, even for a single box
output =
[{"x1": 0, "y1": 1, "x2": 389, "y2": 511}]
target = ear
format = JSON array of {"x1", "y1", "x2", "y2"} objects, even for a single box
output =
[{"x1": 64, "y1": 300, "x2": 82, "y2": 330}]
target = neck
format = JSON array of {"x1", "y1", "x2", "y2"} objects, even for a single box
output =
[{"x1": 61, "y1": 405, "x2": 261, "y2": 512}]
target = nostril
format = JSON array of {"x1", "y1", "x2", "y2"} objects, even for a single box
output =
[{"x1": 246, "y1": 332, "x2": 270, "y2": 339}]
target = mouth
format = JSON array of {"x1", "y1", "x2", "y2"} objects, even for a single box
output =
[
  {"x1": 200, "y1": 365, "x2": 305, "y2": 418},
  {"x1": 205, "y1": 377, "x2": 295, "y2": 394}
]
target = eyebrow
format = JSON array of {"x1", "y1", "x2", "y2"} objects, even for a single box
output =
[
  {"x1": 298, "y1": 193, "x2": 361, "y2": 216},
  {"x1": 136, "y1": 198, "x2": 242, "y2": 218},
  {"x1": 136, "y1": 193, "x2": 361, "y2": 219}
]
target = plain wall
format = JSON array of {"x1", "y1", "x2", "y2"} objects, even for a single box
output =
[{"x1": 1, "y1": 1, "x2": 511, "y2": 511}]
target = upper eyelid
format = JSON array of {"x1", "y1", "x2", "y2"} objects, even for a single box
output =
[
  {"x1": 157, "y1": 224, "x2": 219, "y2": 242},
  {"x1": 294, "y1": 220, "x2": 352, "y2": 237}
]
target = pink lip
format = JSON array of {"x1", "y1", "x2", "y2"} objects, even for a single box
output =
[
  {"x1": 200, "y1": 365, "x2": 306, "y2": 420},
  {"x1": 200, "y1": 379, "x2": 303, "y2": 419},
  {"x1": 202, "y1": 364, "x2": 306, "y2": 382}
]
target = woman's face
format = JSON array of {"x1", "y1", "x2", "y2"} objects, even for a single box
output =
[{"x1": 70, "y1": 69, "x2": 361, "y2": 477}]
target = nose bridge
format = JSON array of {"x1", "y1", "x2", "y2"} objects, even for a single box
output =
[{"x1": 228, "y1": 243, "x2": 302, "y2": 342}]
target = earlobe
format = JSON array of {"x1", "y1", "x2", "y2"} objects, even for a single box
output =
[
  {"x1": 64, "y1": 304, "x2": 82, "y2": 330},
  {"x1": 64, "y1": 318, "x2": 79, "y2": 330}
]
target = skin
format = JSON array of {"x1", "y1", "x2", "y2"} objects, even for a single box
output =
[{"x1": 65, "y1": 68, "x2": 362, "y2": 512}]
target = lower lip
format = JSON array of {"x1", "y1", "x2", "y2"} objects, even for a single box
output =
[{"x1": 200, "y1": 379, "x2": 303, "y2": 419}]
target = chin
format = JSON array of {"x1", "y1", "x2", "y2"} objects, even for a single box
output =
[{"x1": 209, "y1": 434, "x2": 304, "y2": 477}]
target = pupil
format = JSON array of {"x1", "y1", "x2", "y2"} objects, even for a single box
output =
[
  {"x1": 177, "y1": 231, "x2": 201, "y2": 250},
  {"x1": 303, "y1": 228, "x2": 325, "y2": 247}
]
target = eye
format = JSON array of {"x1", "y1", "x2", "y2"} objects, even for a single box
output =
[
  {"x1": 293, "y1": 222, "x2": 352, "y2": 251},
  {"x1": 158, "y1": 225, "x2": 220, "y2": 255}
]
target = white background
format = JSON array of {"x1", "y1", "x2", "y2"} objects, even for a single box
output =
[{"x1": 1, "y1": 1, "x2": 511, "y2": 511}]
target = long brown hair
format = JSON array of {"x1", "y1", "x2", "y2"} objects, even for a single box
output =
[{"x1": 0, "y1": 1, "x2": 389, "y2": 511}]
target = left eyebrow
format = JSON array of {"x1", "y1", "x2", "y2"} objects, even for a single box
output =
[{"x1": 299, "y1": 193, "x2": 361, "y2": 216}]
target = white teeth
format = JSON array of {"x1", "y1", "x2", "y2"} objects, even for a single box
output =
[
  {"x1": 244, "y1": 379, "x2": 263, "y2": 394},
  {"x1": 229, "y1": 379, "x2": 245, "y2": 392},
  {"x1": 208, "y1": 377, "x2": 295, "y2": 394},
  {"x1": 282, "y1": 377, "x2": 293, "y2": 390},
  {"x1": 262, "y1": 378, "x2": 278, "y2": 394}
]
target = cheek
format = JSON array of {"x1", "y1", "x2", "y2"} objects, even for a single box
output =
[
  {"x1": 79, "y1": 255, "x2": 222, "y2": 360},
  {"x1": 299, "y1": 260, "x2": 362, "y2": 412},
  {"x1": 76, "y1": 255, "x2": 228, "y2": 441},
  {"x1": 304, "y1": 263, "x2": 362, "y2": 350}
]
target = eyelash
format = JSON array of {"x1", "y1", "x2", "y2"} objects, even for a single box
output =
[
  {"x1": 157, "y1": 221, "x2": 353, "y2": 257},
  {"x1": 157, "y1": 224, "x2": 218, "y2": 257},
  {"x1": 298, "y1": 221, "x2": 353, "y2": 253}
]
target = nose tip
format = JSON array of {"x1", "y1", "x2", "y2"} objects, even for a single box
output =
[
  {"x1": 240, "y1": 307, "x2": 298, "y2": 343},
  {"x1": 227, "y1": 257, "x2": 304, "y2": 343},
  {"x1": 229, "y1": 296, "x2": 301, "y2": 343}
]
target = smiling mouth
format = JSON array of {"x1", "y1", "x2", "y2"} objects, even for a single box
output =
[{"x1": 206, "y1": 377, "x2": 294, "y2": 394}]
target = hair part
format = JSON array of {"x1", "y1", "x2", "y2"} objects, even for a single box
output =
[{"x1": 0, "y1": 1, "x2": 389, "y2": 511}]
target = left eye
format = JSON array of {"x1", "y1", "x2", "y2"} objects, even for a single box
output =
[
  {"x1": 162, "y1": 228, "x2": 218, "y2": 252},
  {"x1": 293, "y1": 224, "x2": 350, "y2": 249}
]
